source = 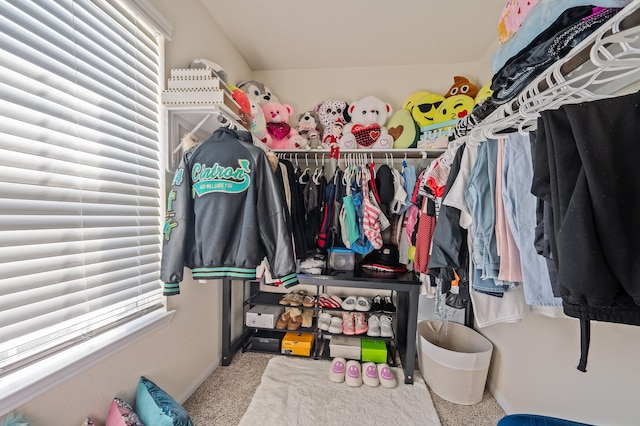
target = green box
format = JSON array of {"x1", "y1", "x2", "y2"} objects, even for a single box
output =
[{"x1": 361, "y1": 339, "x2": 387, "y2": 363}]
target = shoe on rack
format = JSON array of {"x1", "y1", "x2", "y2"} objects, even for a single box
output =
[
  {"x1": 341, "y1": 295, "x2": 357, "y2": 311},
  {"x1": 353, "y1": 312, "x2": 368, "y2": 335},
  {"x1": 318, "y1": 293, "x2": 338, "y2": 309},
  {"x1": 379, "y1": 315, "x2": 393, "y2": 338},
  {"x1": 362, "y1": 362, "x2": 380, "y2": 387},
  {"x1": 345, "y1": 360, "x2": 362, "y2": 387},
  {"x1": 276, "y1": 309, "x2": 292, "y2": 330},
  {"x1": 328, "y1": 316, "x2": 343, "y2": 334},
  {"x1": 377, "y1": 363, "x2": 397, "y2": 389},
  {"x1": 367, "y1": 314, "x2": 381, "y2": 337},
  {"x1": 371, "y1": 295, "x2": 383, "y2": 312},
  {"x1": 301, "y1": 308, "x2": 313, "y2": 328},
  {"x1": 355, "y1": 296, "x2": 372, "y2": 312},
  {"x1": 286, "y1": 308, "x2": 303, "y2": 331},
  {"x1": 288, "y1": 292, "x2": 305, "y2": 307},
  {"x1": 329, "y1": 357, "x2": 346, "y2": 383},
  {"x1": 318, "y1": 312, "x2": 332, "y2": 331},
  {"x1": 278, "y1": 293, "x2": 295, "y2": 306},
  {"x1": 302, "y1": 295, "x2": 316, "y2": 308},
  {"x1": 342, "y1": 312, "x2": 355, "y2": 335},
  {"x1": 382, "y1": 295, "x2": 396, "y2": 314}
]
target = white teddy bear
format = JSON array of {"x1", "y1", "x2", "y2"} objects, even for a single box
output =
[{"x1": 338, "y1": 96, "x2": 394, "y2": 149}]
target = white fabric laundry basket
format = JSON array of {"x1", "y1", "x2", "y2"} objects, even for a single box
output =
[{"x1": 417, "y1": 320, "x2": 493, "y2": 405}]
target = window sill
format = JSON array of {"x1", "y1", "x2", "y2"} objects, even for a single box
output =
[{"x1": 0, "y1": 309, "x2": 175, "y2": 417}]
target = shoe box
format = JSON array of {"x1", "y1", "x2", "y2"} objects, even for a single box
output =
[
  {"x1": 250, "y1": 330, "x2": 283, "y2": 352},
  {"x1": 361, "y1": 338, "x2": 388, "y2": 363},
  {"x1": 329, "y1": 335, "x2": 361, "y2": 360},
  {"x1": 245, "y1": 304, "x2": 284, "y2": 329},
  {"x1": 281, "y1": 332, "x2": 315, "y2": 356}
]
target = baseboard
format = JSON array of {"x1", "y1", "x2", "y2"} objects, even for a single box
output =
[
  {"x1": 487, "y1": 383, "x2": 514, "y2": 415},
  {"x1": 178, "y1": 354, "x2": 222, "y2": 404}
]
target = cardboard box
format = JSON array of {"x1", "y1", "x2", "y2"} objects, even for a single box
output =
[
  {"x1": 245, "y1": 305, "x2": 284, "y2": 329},
  {"x1": 251, "y1": 331, "x2": 283, "y2": 353},
  {"x1": 329, "y1": 335, "x2": 361, "y2": 360},
  {"x1": 281, "y1": 332, "x2": 315, "y2": 356},
  {"x1": 361, "y1": 339, "x2": 388, "y2": 363}
]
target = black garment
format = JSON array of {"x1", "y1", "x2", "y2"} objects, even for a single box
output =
[
  {"x1": 280, "y1": 160, "x2": 308, "y2": 260},
  {"x1": 492, "y1": 7, "x2": 621, "y2": 105},
  {"x1": 531, "y1": 91, "x2": 640, "y2": 371},
  {"x1": 428, "y1": 143, "x2": 469, "y2": 301},
  {"x1": 160, "y1": 128, "x2": 299, "y2": 292}
]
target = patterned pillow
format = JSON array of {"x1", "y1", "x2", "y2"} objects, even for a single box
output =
[
  {"x1": 135, "y1": 376, "x2": 193, "y2": 426},
  {"x1": 106, "y1": 397, "x2": 144, "y2": 426}
]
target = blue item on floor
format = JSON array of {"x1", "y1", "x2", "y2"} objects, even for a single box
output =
[{"x1": 497, "y1": 414, "x2": 593, "y2": 426}]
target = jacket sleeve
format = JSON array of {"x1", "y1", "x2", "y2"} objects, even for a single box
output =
[
  {"x1": 255, "y1": 152, "x2": 299, "y2": 287},
  {"x1": 160, "y1": 155, "x2": 194, "y2": 295}
]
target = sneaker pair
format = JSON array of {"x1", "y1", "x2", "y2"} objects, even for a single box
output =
[
  {"x1": 367, "y1": 314, "x2": 393, "y2": 337},
  {"x1": 342, "y1": 312, "x2": 368, "y2": 335},
  {"x1": 371, "y1": 295, "x2": 396, "y2": 313}
]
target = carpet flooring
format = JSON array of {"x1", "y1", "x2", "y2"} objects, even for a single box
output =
[
  {"x1": 239, "y1": 356, "x2": 440, "y2": 426},
  {"x1": 183, "y1": 351, "x2": 506, "y2": 425}
]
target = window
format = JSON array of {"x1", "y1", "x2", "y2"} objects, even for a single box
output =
[{"x1": 0, "y1": 0, "x2": 168, "y2": 393}]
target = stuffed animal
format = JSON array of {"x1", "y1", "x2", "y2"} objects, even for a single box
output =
[
  {"x1": 236, "y1": 80, "x2": 279, "y2": 105},
  {"x1": 444, "y1": 76, "x2": 479, "y2": 99},
  {"x1": 314, "y1": 99, "x2": 350, "y2": 146},
  {"x1": 296, "y1": 111, "x2": 324, "y2": 149},
  {"x1": 339, "y1": 96, "x2": 394, "y2": 149},
  {"x1": 430, "y1": 94, "x2": 476, "y2": 130},
  {"x1": 411, "y1": 92, "x2": 446, "y2": 128},
  {"x1": 228, "y1": 83, "x2": 251, "y2": 116},
  {"x1": 248, "y1": 98, "x2": 268, "y2": 145},
  {"x1": 261, "y1": 101, "x2": 306, "y2": 149},
  {"x1": 474, "y1": 80, "x2": 494, "y2": 104}
]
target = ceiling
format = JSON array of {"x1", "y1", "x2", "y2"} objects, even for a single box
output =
[{"x1": 198, "y1": 0, "x2": 508, "y2": 71}]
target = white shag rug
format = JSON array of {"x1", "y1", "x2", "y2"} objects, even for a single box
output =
[{"x1": 239, "y1": 356, "x2": 441, "y2": 426}]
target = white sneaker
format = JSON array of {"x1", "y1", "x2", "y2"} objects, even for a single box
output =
[
  {"x1": 380, "y1": 315, "x2": 393, "y2": 338},
  {"x1": 318, "y1": 312, "x2": 332, "y2": 331},
  {"x1": 367, "y1": 315, "x2": 381, "y2": 337}
]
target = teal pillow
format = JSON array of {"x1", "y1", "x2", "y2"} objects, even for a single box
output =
[{"x1": 135, "y1": 376, "x2": 193, "y2": 426}]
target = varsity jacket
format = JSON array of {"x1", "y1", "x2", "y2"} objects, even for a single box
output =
[{"x1": 160, "y1": 128, "x2": 299, "y2": 295}]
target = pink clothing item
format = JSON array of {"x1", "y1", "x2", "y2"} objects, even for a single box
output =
[
  {"x1": 414, "y1": 197, "x2": 436, "y2": 275},
  {"x1": 498, "y1": 0, "x2": 541, "y2": 44},
  {"x1": 404, "y1": 204, "x2": 420, "y2": 246},
  {"x1": 495, "y1": 137, "x2": 523, "y2": 283}
]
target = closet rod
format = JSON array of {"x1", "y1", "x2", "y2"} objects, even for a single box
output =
[{"x1": 271, "y1": 148, "x2": 443, "y2": 159}]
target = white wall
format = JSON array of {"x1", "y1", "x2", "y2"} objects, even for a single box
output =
[{"x1": 254, "y1": 63, "x2": 479, "y2": 115}]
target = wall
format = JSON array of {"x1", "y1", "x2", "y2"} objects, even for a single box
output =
[
  {"x1": 10, "y1": 1, "x2": 249, "y2": 424},
  {"x1": 254, "y1": 63, "x2": 478, "y2": 114}
]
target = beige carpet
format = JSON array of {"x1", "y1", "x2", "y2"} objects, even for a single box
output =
[
  {"x1": 183, "y1": 351, "x2": 506, "y2": 426},
  {"x1": 239, "y1": 356, "x2": 440, "y2": 426}
]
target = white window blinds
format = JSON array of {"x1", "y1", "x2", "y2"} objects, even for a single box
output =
[{"x1": 0, "y1": 0, "x2": 164, "y2": 376}]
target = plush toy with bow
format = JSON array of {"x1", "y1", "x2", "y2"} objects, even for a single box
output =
[
  {"x1": 261, "y1": 101, "x2": 306, "y2": 149},
  {"x1": 339, "y1": 96, "x2": 394, "y2": 149},
  {"x1": 295, "y1": 111, "x2": 324, "y2": 149}
]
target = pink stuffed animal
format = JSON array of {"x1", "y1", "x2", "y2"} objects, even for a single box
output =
[{"x1": 261, "y1": 102, "x2": 307, "y2": 149}]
